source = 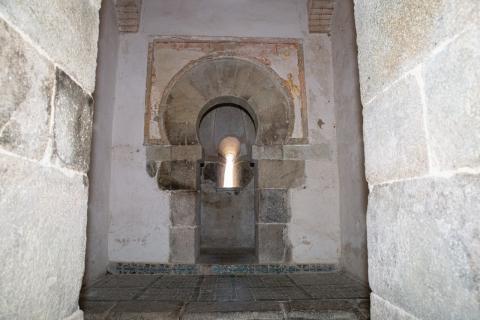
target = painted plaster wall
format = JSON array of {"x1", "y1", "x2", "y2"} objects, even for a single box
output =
[
  {"x1": 0, "y1": 1, "x2": 100, "y2": 319},
  {"x1": 85, "y1": 0, "x2": 119, "y2": 285},
  {"x1": 109, "y1": 0, "x2": 341, "y2": 264},
  {"x1": 331, "y1": 0, "x2": 368, "y2": 282}
]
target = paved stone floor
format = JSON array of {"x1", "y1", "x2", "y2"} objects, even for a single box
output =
[{"x1": 81, "y1": 272, "x2": 370, "y2": 319}]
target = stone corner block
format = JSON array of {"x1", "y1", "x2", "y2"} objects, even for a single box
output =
[
  {"x1": 354, "y1": 0, "x2": 480, "y2": 104},
  {"x1": 283, "y1": 144, "x2": 331, "y2": 160},
  {"x1": 257, "y1": 223, "x2": 287, "y2": 263},
  {"x1": 146, "y1": 145, "x2": 171, "y2": 161},
  {"x1": 53, "y1": 69, "x2": 94, "y2": 172},
  {"x1": 424, "y1": 29, "x2": 480, "y2": 171},
  {"x1": 157, "y1": 160, "x2": 197, "y2": 191},
  {"x1": 368, "y1": 174, "x2": 480, "y2": 319},
  {"x1": 258, "y1": 160, "x2": 305, "y2": 188},
  {"x1": 0, "y1": 19, "x2": 54, "y2": 160},
  {"x1": 169, "y1": 227, "x2": 199, "y2": 263},
  {"x1": 252, "y1": 145, "x2": 283, "y2": 160},
  {"x1": 363, "y1": 74, "x2": 428, "y2": 185},
  {"x1": 258, "y1": 189, "x2": 290, "y2": 223},
  {"x1": 171, "y1": 145, "x2": 202, "y2": 161},
  {"x1": 170, "y1": 190, "x2": 198, "y2": 226},
  {"x1": 0, "y1": 0, "x2": 100, "y2": 92}
]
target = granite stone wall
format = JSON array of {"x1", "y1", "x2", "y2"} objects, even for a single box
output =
[
  {"x1": 0, "y1": 1, "x2": 100, "y2": 319},
  {"x1": 354, "y1": 0, "x2": 480, "y2": 318}
]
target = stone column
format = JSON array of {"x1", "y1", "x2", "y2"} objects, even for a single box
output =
[
  {"x1": 354, "y1": 0, "x2": 480, "y2": 318},
  {"x1": 146, "y1": 144, "x2": 202, "y2": 263},
  {"x1": 0, "y1": 1, "x2": 101, "y2": 319}
]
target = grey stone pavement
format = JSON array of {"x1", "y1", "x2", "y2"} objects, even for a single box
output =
[{"x1": 81, "y1": 272, "x2": 370, "y2": 319}]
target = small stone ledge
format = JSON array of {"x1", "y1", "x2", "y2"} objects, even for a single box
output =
[
  {"x1": 107, "y1": 262, "x2": 338, "y2": 275},
  {"x1": 252, "y1": 144, "x2": 330, "y2": 160},
  {"x1": 146, "y1": 145, "x2": 202, "y2": 161},
  {"x1": 146, "y1": 145, "x2": 171, "y2": 161}
]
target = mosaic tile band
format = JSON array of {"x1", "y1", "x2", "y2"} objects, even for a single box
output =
[{"x1": 108, "y1": 262, "x2": 338, "y2": 275}]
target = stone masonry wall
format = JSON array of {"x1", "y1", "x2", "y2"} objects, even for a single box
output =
[
  {"x1": 0, "y1": 1, "x2": 100, "y2": 319},
  {"x1": 109, "y1": 0, "x2": 341, "y2": 266},
  {"x1": 355, "y1": 0, "x2": 480, "y2": 318}
]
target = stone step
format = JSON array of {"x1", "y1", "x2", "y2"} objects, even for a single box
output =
[{"x1": 83, "y1": 300, "x2": 369, "y2": 320}]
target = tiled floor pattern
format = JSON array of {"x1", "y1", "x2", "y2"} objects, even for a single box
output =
[{"x1": 81, "y1": 272, "x2": 370, "y2": 319}]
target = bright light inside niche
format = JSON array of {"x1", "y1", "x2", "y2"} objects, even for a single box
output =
[
  {"x1": 223, "y1": 153, "x2": 235, "y2": 188},
  {"x1": 218, "y1": 136, "x2": 241, "y2": 189}
]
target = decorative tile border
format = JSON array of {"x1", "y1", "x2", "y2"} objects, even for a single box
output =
[{"x1": 108, "y1": 262, "x2": 337, "y2": 275}]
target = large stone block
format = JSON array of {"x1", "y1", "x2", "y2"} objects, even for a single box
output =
[
  {"x1": 258, "y1": 160, "x2": 305, "y2": 188},
  {"x1": 0, "y1": 19, "x2": 54, "y2": 160},
  {"x1": 157, "y1": 160, "x2": 197, "y2": 190},
  {"x1": 53, "y1": 69, "x2": 94, "y2": 172},
  {"x1": 283, "y1": 144, "x2": 331, "y2": 160},
  {"x1": 363, "y1": 74, "x2": 429, "y2": 185},
  {"x1": 171, "y1": 145, "x2": 202, "y2": 161},
  {"x1": 368, "y1": 174, "x2": 480, "y2": 319},
  {"x1": 0, "y1": 0, "x2": 101, "y2": 92},
  {"x1": 170, "y1": 191, "x2": 198, "y2": 226},
  {"x1": 146, "y1": 145, "x2": 171, "y2": 161},
  {"x1": 423, "y1": 29, "x2": 480, "y2": 171},
  {"x1": 258, "y1": 189, "x2": 290, "y2": 223},
  {"x1": 0, "y1": 154, "x2": 88, "y2": 319},
  {"x1": 371, "y1": 294, "x2": 419, "y2": 320},
  {"x1": 252, "y1": 145, "x2": 283, "y2": 160},
  {"x1": 257, "y1": 223, "x2": 287, "y2": 263},
  {"x1": 169, "y1": 227, "x2": 198, "y2": 263},
  {"x1": 355, "y1": 0, "x2": 480, "y2": 103}
]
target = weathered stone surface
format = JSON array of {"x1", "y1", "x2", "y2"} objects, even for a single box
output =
[
  {"x1": 157, "y1": 160, "x2": 197, "y2": 190},
  {"x1": 252, "y1": 145, "x2": 283, "y2": 160},
  {"x1": 368, "y1": 174, "x2": 480, "y2": 319},
  {"x1": 0, "y1": 19, "x2": 54, "y2": 160},
  {"x1": 53, "y1": 69, "x2": 94, "y2": 172},
  {"x1": 371, "y1": 294, "x2": 419, "y2": 320},
  {"x1": 146, "y1": 145, "x2": 171, "y2": 161},
  {"x1": 257, "y1": 224, "x2": 287, "y2": 263},
  {"x1": 169, "y1": 227, "x2": 198, "y2": 263},
  {"x1": 258, "y1": 189, "x2": 290, "y2": 223},
  {"x1": 258, "y1": 160, "x2": 305, "y2": 188},
  {"x1": 171, "y1": 144, "x2": 202, "y2": 161},
  {"x1": 283, "y1": 144, "x2": 331, "y2": 160},
  {"x1": 363, "y1": 74, "x2": 428, "y2": 184},
  {"x1": 355, "y1": 0, "x2": 480, "y2": 103},
  {"x1": 0, "y1": 154, "x2": 88, "y2": 319},
  {"x1": 0, "y1": 0, "x2": 101, "y2": 92},
  {"x1": 424, "y1": 29, "x2": 480, "y2": 171},
  {"x1": 170, "y1": 191, "x2": 198, "y2": 226}
]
